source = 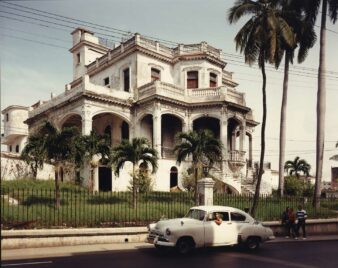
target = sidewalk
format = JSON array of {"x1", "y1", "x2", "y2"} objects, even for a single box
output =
[{"x1": 2, "y1": 235, "x2": 338, "y2": 261}]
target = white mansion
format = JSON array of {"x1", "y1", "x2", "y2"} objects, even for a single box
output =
[{"x1": 2, "y1": 28, "x2": 278, "y2": 194}]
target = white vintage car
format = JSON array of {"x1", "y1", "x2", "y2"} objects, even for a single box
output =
[{"x1": 147, "y1": 205, "x2": 275, "y2": 254}]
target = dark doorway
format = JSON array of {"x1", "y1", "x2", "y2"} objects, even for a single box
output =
[
  {"x1": 121, "y1": 121, "x2": 129, "y2": 140},
  {"x1": 99, "y1": 167, "x2": 112, "y2": 191},
  {"x1": 170, "y1": 167, "x2": 178, "y2": 188}
]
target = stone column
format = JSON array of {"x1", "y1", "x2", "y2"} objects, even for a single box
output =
[
  {"x1": 153, "y1": 102, "x2": 162, "y2": 158},
  {"x1": 81, "y1": 105, "x2": 92, "y2": 135},
  {"x1": 249, "y1": 135, "x2": 253, "y2": 167},
  {"x1": 183, "y1": 110, "x2": 192, "y2": 132},
  {"x1": 239, "y1": 120, "x2": 246, "y2": 152},
  {"x1": 220, "y1": 107, "x2": 228, "y2": 177},
  {"x1": 220, "y1": 106, "x2": 228, "y2": 159},
  {"x1": 197, "y1": 178, "x2": 215, "y2": 206}
]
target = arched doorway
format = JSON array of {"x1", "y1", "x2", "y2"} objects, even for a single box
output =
[
  {"x1": 193, "y1": 117, "x2": 220, "y2": 139},
  {"x1": 140, "y1": 114, "x2": 153, "y2": 147},
  {"x1": 162, "y1": 114, "x2": 183, "y2": 159},
  {"x1": 170, "y1": 166, "x2": 178, "y2": 188}
]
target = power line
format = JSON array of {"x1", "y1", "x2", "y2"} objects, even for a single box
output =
[
  {"x1": 1, "y1": 2, "x2": 338, "y2": 81},
  {"x1": 253, "y1": 137, "x2": 337, "y2": 143},
  {"x1": 0, "y1": 1, "x2": 178, "y2": 46},
  {"x1": 0, "y1": 26, "x2": 70, "y2": 43},
  {"x1": 0, "y1": 15, "x2": 123, "y2": 43},
  {"x1": 1, "y1": 33, "x2": 69, "y2": 49}
]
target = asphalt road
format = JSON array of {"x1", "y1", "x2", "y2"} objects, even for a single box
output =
[{"x1": 2, "y1": 240, "x2": 338, "y2": 268}]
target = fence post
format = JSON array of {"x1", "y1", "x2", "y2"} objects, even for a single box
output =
[{"x1": 197, "y1": 178, "x2": 215, "y2": 206}]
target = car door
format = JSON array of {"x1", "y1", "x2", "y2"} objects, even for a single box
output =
[{"x1": 204, "y1": 211, "x2": 238, "y2": 246}]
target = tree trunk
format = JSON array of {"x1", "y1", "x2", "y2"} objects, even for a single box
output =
[
  {"x1": 55, "y1": 165, "x2": 61, "y2": 209},
  {"x1": 251, "y1": 59, "x2": 267, "y2": 217},
  {"x1": 32, "y1": 162, "x2": 38, "y2": 179},
  {"x1": 278, "y1": 53, "x2": 290, "y2": 197},
  {"x1": 90, "y1": 165, "x2": 94, "y2": 194},
  {"x1": 194, "y1": 165, "x2": 198, "y2": 205},
  {"x1": 132, "y1": 165, "x2": 137, "y2": 209},
  {"x1": 313, "y1": 0, "x2": 327, "y2": 209}
]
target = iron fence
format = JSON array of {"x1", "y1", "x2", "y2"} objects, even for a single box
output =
[{"x1": 1, "y1": 188, "x2": 337, "y2": 229}]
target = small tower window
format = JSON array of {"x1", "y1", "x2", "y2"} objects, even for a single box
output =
[
  {"x1": 123, "y1": 68, "x2": 130, "y2": 92},
  {"x1": 187, "y1": 71, "x2": 198, "y2": 89},
  {"x1": 15, "y1": 145, "x2": 19, "y2": 153},
  {"x1": 210, "y1": 73, "x2": 217, "y2": 87},
  {"x1": 151, "y1": 68, "x2": 161, "y2": 82},
  {"x1": 76, "y1": 53, "x2": 81, "y2": 64},
  {"x1": 104, "y1": 77, "x2": 110, "y2": 87},
  {"x1": 6, "y1": 113, "x2": 9, "y2": 122},
  {"x1": 9, "y1": 145, "x2": 12, "y2": 152}
]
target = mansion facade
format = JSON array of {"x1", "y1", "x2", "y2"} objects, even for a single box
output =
[{"x1": 2, "y1": 28, "x2": 262, "y2": 194}]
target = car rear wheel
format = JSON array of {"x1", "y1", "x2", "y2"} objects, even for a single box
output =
[
  {"x1": 176, "y1": 238, "x2": 194, "y2": 254},
  {"x1": 246, "y1": 237, "x2": 260, "y2": 251}
]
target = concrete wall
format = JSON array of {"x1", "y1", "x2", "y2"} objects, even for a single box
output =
[{"x1": 1, "y1": 154, "x2": 54, "y2": 181}]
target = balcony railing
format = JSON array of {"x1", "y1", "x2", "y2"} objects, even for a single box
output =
[
  {"x1": 228, "y1": 150, "x2": 246, "y2": 163},
  {"x1": 137, "y1": 81, "x2": 245, "y2": 106},
  {"x1": 29, "y1": 77, "x2": 133, "y2": 118},
  {"x1": 87, "y1": 35, "x2": 223, "y2": 73}
]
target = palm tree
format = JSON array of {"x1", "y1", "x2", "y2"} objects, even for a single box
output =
[
  {"x1": 329, "y1": 141, "x2": 338, "y2": 161},
  {"x1": 277, "y1": 0, "x2": 317, "y2": 197},
  {"x1": 296, "y1": 0, "x2": 338, "y2": 208},
  {"x1": 284, "y1": 156, "x2": 311, "y2": 178},
  {"x1": 39, "y1": 121, "x2": 80, "y2": 208},
  {"x1": 81, "y1": 131, "x2": 111, "y2": 193},
  {"x1": 21, "y1": 133, "x2": 46, "y2": 179},
  {"x1": 228, "y1": 0, "x2": 294, "y2": 216},
  {"x1": 174, "y1": 129, "x2": 222, "y2": 205},
  {"x1": 110, "y1": 137, "x2": 158, "y2": 208}
]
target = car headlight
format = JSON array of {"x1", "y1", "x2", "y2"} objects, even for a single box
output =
[{"x1": 166, "y1": 228, "x2": 171, "y2": 236}]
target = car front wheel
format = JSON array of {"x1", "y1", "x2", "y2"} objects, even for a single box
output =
[
  {"x1": 176, "y1": 238, "x2": 194, "y2": 254},
  {"x1": 246, "y1": 237, "x2": 260, "y2": 251}
]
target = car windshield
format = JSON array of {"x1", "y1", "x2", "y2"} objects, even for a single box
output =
[{"x1": 184, "y1": 209, "x2": 206, "y2": 221}]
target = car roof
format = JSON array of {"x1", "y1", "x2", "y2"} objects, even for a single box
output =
[{"x1": 190, "y1": 205, "x2": 245, "y2": 213}]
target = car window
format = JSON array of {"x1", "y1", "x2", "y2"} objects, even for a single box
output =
[
  {"x1": 230, "y1": 212, "x2": 246, "y2": 222},
  {"x1": 207, "y1": 212, "x2": 229, "y2": 222},
  {"x1": 185, "y1": 209, "x2": 206, "y2": 221}
]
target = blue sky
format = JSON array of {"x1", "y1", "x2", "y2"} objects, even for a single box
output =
[{"x1": 0, "y1": 0, "x2": 337, "y2": 180}]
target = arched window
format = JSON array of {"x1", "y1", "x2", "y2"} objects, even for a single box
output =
[
  {"x1": 151, "y1": 68, "x2": 161, "y2": 82},
  {"x1": 170, "y1": 166, "x2": 178, "y2": 188},
  {"x1": 209, "y1": 73, "x2": 217, "y2": 87},
  {"x1": 187, "y1": 71, "x2": 198, "y2": 89},
  {"x1": 15, "y1": 145, "x2": 19, "y2": 153},
  {"x1": 9, "y1": 145, "x2": 12, "y2": 152}
]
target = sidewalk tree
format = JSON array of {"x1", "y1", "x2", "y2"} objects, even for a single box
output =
[
  {"x1": 110, "y1": 137, "x2": 158, "y2": 208},
  {"x1": 296, "y1": 0, "x2": 338, "y2": 209},
  {"x1": 276, "y1": 0, "x2": 316, "y2": 197},
  {"x1": 174, "y1": 129, "x2": 222, "y2": 205},
  {"x1": 39, "y1": 121, "x2": 80, "y2": 209},
  {"x1": 228, "y1": 0, "x2": 294, "y2": 217},
  {"x1": 21, "y1": 133, "x2": 46, "y2": 179}
]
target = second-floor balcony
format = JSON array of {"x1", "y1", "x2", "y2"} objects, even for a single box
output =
[
  {"x1": 29, "y1": 75, "x2": 133, "y2": 118},
  {"x1": 137, "y1": 81, "x2": 246, "y2": 106}
]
